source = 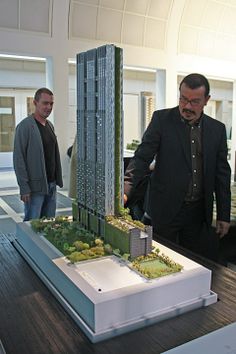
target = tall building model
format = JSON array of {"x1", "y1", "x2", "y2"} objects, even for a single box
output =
[{"x1": 75, "y1": 44, "x2": 152, "y2": 258}]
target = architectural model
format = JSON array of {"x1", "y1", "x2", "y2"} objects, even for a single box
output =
[
  {"x1": 74, "y1": 44, "x2": 152, "y2": 258},
  {"x1": 14, "y1": 44, "x2": 217, "y2": 343}
]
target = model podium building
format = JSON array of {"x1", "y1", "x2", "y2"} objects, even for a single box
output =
[{"x1": 75, "y1": 44, "x2": 152, "y2": 258}]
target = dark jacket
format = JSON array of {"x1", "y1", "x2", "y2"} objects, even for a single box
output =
[
  {"x1": 13, "y1": 115, "x2": 63, "y2": 196},
  {"x1": 124, "y1": 106, "x2": 231, "y2": 226}
]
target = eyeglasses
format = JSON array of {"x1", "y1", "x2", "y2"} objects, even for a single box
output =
[{"x1": 179, "y1": 96, "x2": 202, "y2": 107}]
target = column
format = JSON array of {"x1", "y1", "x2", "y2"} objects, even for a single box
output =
[
  {"x1": 45, "y1": 0, "x2": 70, "y2": 190},
  {"x1": 155, "y1": 69, "x2": 166, "y2": 109},
  {"x1": 46, "y1": 55, "x2": 70, "y2": 189}
]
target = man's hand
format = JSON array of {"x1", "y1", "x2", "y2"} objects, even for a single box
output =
[
  {"x1": 216, "y1": 220, "x2": 230, "y2": 238},
  {"x1": 124, "y1": 194, "x2": 128, "y2": 205},
  {"x1": 21, "y1": 194, "x2": 31, "y2": 203}
]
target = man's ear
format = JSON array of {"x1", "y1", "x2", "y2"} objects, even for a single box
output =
[{"x1": 205, "y1": 95, "x2": 211, "y2": 106}]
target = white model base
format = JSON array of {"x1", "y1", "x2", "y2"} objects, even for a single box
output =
[{"x1": 14, "y1": 222, "x2": 217, "y2": 343}]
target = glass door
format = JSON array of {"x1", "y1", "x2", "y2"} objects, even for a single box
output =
[
  {"x1": 0, "y1": 89, "x2": 35, "y2": 169},
  {"x1": 0, "y1": 96, "x2": 15, "y2": 153}
]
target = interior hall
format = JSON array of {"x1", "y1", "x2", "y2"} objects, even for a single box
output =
[{"x1": 1, "y1": 1, "x2": 236, "y2": 353}]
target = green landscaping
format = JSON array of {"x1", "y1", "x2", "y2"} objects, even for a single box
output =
[
  {"x1": 30, "y1": 216, "x2": 183, "y2": 279},
  {"x1": 131, "y1": 249, "x2": 183, "y2": 279},
  {"x1": 31, "y1": 216, "x2": 113, "y2": 263}
]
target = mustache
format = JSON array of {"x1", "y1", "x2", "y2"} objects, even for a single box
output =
[{"x1": 183, "y1": 108, "x2": 195, "y2": 115}]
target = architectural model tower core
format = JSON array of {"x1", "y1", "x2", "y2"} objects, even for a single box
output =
[{"x1": 76, "y1": 45, "x2": 123, "y2": 235}]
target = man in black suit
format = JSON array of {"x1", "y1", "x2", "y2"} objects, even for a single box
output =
[{"x1": 124, "y1": 73, "x2": 231, "y2": 257}]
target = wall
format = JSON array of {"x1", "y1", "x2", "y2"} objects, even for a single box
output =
[
  {"x1": 0, "y1": 60, "x2": 157, "y2": 175},
  {"x1": 1, "y1": 60, "x2": 233, "y2": 165}
]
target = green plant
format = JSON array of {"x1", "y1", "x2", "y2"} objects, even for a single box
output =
[{"x1": 126, "y1": 139, "x2": 140, "y2": 151}]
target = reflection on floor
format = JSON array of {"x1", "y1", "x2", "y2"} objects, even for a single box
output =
[{"x1": 0, "y1": 187, "x2": 72, "y2": 235}]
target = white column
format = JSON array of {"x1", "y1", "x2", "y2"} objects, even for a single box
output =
[
  {"x1": 46, "y1": 55, "x2": 69, "y2": 189},
  {"x1": 164, "y1": 0, "x2": 185, "y2": 108},
  {"x1": 46, "y1": 57, "x2": 54, "y2": 98},
  {"x1": 165, "y1": 67, "x2": 178, "y2": 107},
  {"x1": 155, "y1": 69, "x2": 166, "y2": 109},
  {"x1": 44, "y1": 0, "x2": 70, "y2": 190},
  {"x1": 155, "y1": 67, "x2": 178, "y2": 110},
  {"x1": 155, "y1": 68, "x2": 178, "y2": 110}
]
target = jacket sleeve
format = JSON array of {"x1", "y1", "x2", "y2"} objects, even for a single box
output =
[
  {"x1": 215, "y1": 126, "x2": 231, "y2": 222},
  {"x1": 124, "y1": 111, "x2": 161, "y2": 200},
  {"x1": 13, "y1": 124, "x2": 31, "y2": 195}
]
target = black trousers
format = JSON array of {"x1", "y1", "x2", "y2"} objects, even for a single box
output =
[{"x1": 153, "y1": 200, "x2": 219, "y2": 261}]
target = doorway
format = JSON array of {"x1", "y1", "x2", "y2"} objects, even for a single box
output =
[{"x1": 0, "y1": 89, "x2": 35, "y2": 168}]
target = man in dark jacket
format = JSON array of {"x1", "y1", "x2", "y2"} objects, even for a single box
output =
[
  {"x1": 124, "y1": 73, "x2": 231, "y2": 257},
  {"x1": 13, "y1": 88, "x2": 63, "y2": 221}
]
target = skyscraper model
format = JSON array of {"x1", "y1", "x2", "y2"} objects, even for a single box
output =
[{"x1": 75, "y1": 44, "x2": 152, "y2": 258}]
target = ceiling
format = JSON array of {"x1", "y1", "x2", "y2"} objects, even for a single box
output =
[
  {"x1": 1, "y1": 0, "x2": 236, "y2": 62},
  {"x1": 70, "y1": 0, "x2": 236, "y2": 62}
]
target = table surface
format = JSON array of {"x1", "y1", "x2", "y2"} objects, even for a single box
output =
[{"x1": 1, "y1": 234, "x2": 236, "y2": 354}]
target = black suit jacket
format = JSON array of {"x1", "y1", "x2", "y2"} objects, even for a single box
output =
[{"x1": 124, "y1": 106, "x2": 231, "y2": 226}]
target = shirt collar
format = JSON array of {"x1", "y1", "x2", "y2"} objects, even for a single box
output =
[{"x1": 180, "y1": 112, "x2": 203, "y2": 127}]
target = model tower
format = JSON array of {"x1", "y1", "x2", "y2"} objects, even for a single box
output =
[
  {"x1": 76, "y1": 44, "x2": 123, "y2": 234},
  {"x1": 75, "y1": 44, "x2": 152, "y2": 258}
]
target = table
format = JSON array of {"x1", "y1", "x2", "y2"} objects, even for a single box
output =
[{"x1": 1, "y1": 233, "x2": 236, "y2": 354}]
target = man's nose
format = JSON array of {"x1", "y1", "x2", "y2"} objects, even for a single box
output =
[{"x1": 185, "y1": 101, "x2": 192, "y2": 108}]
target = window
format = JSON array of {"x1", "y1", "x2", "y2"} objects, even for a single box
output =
[
  {"x1": 27, "y1": 97, "x2": 34, "y2": 116},
  {"x1": 0, "y1": 96, "x2": 15, "y2": 152}
]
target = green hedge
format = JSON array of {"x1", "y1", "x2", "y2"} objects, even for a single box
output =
[{"x1": 104, "y1": 220, "x2": 130, "y2": 254}]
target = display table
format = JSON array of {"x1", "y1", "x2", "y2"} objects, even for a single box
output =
[
  {"x1": 1, "y1": 232, "x2": 236, "y2": 354},
  {"x1": 13, "y1": 222, "x2": 217, "y2": 342}
]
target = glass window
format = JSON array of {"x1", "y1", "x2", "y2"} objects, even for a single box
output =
[
  {"x1": 0, "y1": 97, "x2": 15, "y2": 152},
  {"x1": 27, "y1": 97, "x2": 34, "y2": 116}
]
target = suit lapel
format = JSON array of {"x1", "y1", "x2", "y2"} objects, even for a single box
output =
[{"x1": 172, "y1": 112, "x2": 192, "y2": 169}]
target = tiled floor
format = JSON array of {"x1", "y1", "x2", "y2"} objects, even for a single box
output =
[{"x1": 0, "y1": 169, "x2": 72, "y2": 235}]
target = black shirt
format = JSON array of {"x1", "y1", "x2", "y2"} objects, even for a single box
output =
[
  {"x1": 181, "y1": 117, "x2": 203, "y2": 202},
  {"x1": 35, "y1": 119, "x2": 57, "y2": 183}
]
